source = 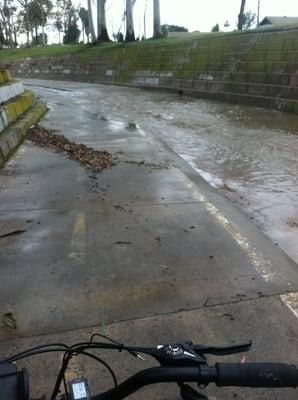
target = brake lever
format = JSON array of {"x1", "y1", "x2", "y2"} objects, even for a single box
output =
[
  {"x1": 193, "y1": 341, "x2": 252, "y2": 356},
  {"x1": 134, "y1": 341, "x2": 252, "y2": 366}
]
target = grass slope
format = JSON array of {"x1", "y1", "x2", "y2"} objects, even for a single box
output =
[{"x1": 0, "y1": 24, "x2": 297, "y2": 61}]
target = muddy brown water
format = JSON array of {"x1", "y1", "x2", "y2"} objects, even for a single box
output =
[{"x1": 29, "y1": 81, "x2": 298, "y2": 264}]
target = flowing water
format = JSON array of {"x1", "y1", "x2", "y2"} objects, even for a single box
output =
[{"x1": 31, "y1": 81, "x2": 298, "y2": 263}]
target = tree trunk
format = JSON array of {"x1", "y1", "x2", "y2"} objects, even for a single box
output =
[
  {"x1": 8, "y1": 15, "x2": 13, "y2": 48},
  {"x1": 4, "y1": 25, "x2": 9, "y2": 43},
  {"x1": 125, "y1": 0, "x2": 135, "y2": 41},
  {"x1": 143, "y1": 0, "x2": 148, "y2": 39},
  {"x1": 97, "y1": 0, "x2": 109, "y2": 41},
  {"x1": 41, "y1": 5, "x2": 45, "y2": 45},
  {"x1": 3, "y1": 0, "x2": 9, "y2": 43},
  {"x1": 13, "y1": 26, "x2": 17, "y2": 46},
  {"x1": 25, "y1": 0, "x2": 30, "y2": 46},
  {"x1": 82, "y1": 23, "x2": 85, "y2": 43},
  {"x1": 153, "y1": 0, "x2": 161, "y2": 38},
  {"x1": 238, "y1": 0, "x2": 246, "y2": 30},
  {"x1": 35, "y1": 25, "x2": 38, "y2": 41},
  {"x1": 87, "y1": 0, "x2": 96, "y2": 42},
  {"x1": 42, "y1": 25, "x2": 45, "y2": 45}
]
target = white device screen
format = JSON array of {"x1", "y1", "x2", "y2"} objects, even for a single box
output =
[{"x1": 72, "y1": 382, "x2": 87, "y2": 399}]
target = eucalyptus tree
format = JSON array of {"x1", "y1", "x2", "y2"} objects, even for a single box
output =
[
  {"x1": 257, "y1": 0, "x2": 260, "y2": 26},
  {"x1": 125, "y1": 0, "x2": 135, "y2": 41},
  {"x1": 97, "y1": 0, "x2": 109, "y2": 40},
  {"x1": 78, "y1": 6, "x2": 89, "y2": 42},
  {"x1": 17, "y1": 0, "x2": 30, "y2": 45},
  {"x1": 0, "y1": 0, "x2": 17, "y2": 46},
  {"x1": 40, "y1": 0, "x2": 52, "y2": 45},
  {"x1": 238, "y1": 0, "x2": 246, "y2": 30},
  {"x1": 87, "y1": 0, "x2": 95, "y2": 41},
  {"x1": 54, "y1": 0, "x2": 71, "y2": 34},
  {"x1": 27, "y1": 0, "x2": 52, "y2": 44},
  {"x1": 153, "y1": 0, "x2": 161, "y2": 38},
  {"x1": 54, "y1": 16, "x2": 62, "y2": 43}
]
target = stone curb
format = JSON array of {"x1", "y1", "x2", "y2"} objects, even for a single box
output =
[
  {"x1": 0, "y1": 101, "x2": 47, "y2": 168},
  {"x1": 0, "y1": 90, "x2": 35, "y2": 131},
  {"x1": 0, "y1": 69, "x2": 11, "y2": 84},
  {"x1": 0, "y1": 80, "x2": 24, "y2": 104}
]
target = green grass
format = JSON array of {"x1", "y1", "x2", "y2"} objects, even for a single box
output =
[
  {"x1": 0, "y1": 42, "x2": 124, "y2": 60},
  {"x1": 0, "y1": 43, "x2": 84, "y2": 60},
  {"x1": 0, "y1": 23, "x2": 297, "y2": 61}
]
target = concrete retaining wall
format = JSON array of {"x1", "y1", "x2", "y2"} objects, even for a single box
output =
[
  {"x1": 0, "y1": 68, "x2": 46, "y2": 168},
  {"x1": 1, "y1": 91, "x2": 35, "y2": 129},
  {"x1": 0, "y1": 81, "x2": 24, "y2": 104},
  {"x1": 0, "y1": 101, "x2": 47, "y2": 168},
  {"x1": 2, "y1": 29, "x2": 298, "y2": 113}
]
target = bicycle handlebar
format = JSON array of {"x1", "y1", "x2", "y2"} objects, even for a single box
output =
[
  {"x1": 93, "y1": 363, "x2": 298, "y2": 399},
  {"x1": 216, "y1": 363, "x2": 298, "y2": 388},
  {"x1": 93, "y1": 367, "x2": 215, "y2": 400},
  {"x1": 2, "y1": 339, "x2": 297, "y2": 400}
]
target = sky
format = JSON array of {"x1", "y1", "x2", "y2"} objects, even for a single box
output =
[
  {"x1": 48, "y1": 0, "x2": 298, "y2": 43},
  {"x1": 100, "y1": 0, "x2": 298, "y2": 38},
  {"x1": 160, "y1": 0, "x2": 297, "y2": 32}
]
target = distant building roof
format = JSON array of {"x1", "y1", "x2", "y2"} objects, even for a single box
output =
[{"x1": 260, "y1": 16, "x2": 298, "y2": 26}]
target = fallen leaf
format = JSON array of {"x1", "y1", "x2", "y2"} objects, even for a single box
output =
[
  {"x1": 1, "y1": 312, "x2": 17, "y2": 331},
  {"x1": 28, "y1": 124, "x2": 114, "y2": 174}
]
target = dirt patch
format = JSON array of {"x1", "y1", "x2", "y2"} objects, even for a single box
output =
[{"x1": 28, "y1": 124, "x2": 114, "y2": 173}]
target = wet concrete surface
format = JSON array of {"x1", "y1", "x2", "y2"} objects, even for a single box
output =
[
  {"x1": 27, "y1": 80, "x2": 298, "y2": 263},
  {"x1": 0, "y1": 79, "x2": 297, "y2": 399}
]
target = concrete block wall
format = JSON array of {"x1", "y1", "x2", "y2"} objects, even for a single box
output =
[
  {"x1": 1, "y1": 90, "x2": 35, "y2": 130},
  {"x1": 2, "y1": 29, "x2": 298, "y2": 114},
  {"x1": 0, "y1": 81, "x2": 24, "y2": 104},
  {"x1": 0, "y1": 69, "x2": 46, "y2": 167}
]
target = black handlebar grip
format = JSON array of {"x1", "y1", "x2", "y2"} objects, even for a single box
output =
[{"x1": 216, "y1": 363, "x2": 298, "y2": 388}]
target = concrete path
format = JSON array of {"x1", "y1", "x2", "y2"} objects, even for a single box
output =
[{"x1": 0, "y1": 80, "x2": 297, "y2": 400}]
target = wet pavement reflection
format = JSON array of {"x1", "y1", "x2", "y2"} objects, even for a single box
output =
[{"x1": 28, "y1": 81, "x2": 298, "y2": 263}]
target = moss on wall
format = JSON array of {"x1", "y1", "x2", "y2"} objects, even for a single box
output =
[{"x1": 2, "y1": 28, "x2": 298, "y2": 114}]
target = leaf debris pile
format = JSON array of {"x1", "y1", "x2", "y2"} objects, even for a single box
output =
[{"x1": 28, "y1": 124, "x2": 114, "y2": 173}]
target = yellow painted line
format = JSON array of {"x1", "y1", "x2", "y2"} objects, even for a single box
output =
[
  {"x1": 280, "y1": 293, "x2": 298, "y2": 319},
  {"x1": 179, "y1": 168, "x2": 297, "y2": 319},
  {"x1": 176, "y1": 169, "x2": 275, "y2": 283},
  {"x1": 69, "y1": 212, "x2": 86, "y2": 262},
  {"x1": 73, "y1": 212, "x2": 86, "y2": 235}
]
